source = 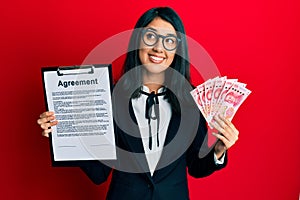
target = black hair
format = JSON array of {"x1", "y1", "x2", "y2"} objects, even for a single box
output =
[{"x1": 119, "y1": 7, "x2": 192, "y2": 114}]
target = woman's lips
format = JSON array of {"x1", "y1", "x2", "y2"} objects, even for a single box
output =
[{"x1": 149, "y1": 55, "x2": 165, "y2": 64}]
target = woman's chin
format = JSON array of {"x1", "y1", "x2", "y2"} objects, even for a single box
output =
[{"x1": 142, "y1": 64, "x2": 169, "y2": 75}]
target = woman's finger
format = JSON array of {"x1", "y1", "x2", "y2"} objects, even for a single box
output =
[
  {"x1": 210, "y1": 115, "x2": 239, "y2": 150},
  {"x1": 212, "y1": 132, "x2": 231, "y2": 149},
  {"x1": 211, "y1": 115, "x2": 233, "y2": 139},
  {"x1": 42, "y1": 128, "x2": 52, "y2": 137},
  {"x1": 37, "y1": 115, "x2": 55, "y2": 125},
  {"x1": 39, "y1": 111, "x2": 55, "y2": 119},
  {"x1": 212, "y1": 114, "x2": 227, "y2": 130},
  {"x1": 219, "y1": 115, "x2": 239, "y2": 136},
  {"x1": 40, "y1": 120, "x2": 58, "y2": 130}
]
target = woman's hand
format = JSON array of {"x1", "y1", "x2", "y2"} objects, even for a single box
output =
[
  {"x1": 37, "y1": 111, "x2": 58, "y2": 137},
  {"x1": 210, "y1": 114, "x2": 239, "y2": 159}
]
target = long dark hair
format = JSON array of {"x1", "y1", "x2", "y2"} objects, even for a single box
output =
[{"x1": 119, "y1": 7, "x2": 192, "y2": 114}]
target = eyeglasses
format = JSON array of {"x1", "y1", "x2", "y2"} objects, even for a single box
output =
[{"x1": 141, "y1": 29, "x2": 181, "y2": 51}]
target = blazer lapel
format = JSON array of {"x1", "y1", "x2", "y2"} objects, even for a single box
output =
[
  {"x1": 112, "y1": 93, "x2": 152, "y2": 179},
  {"x1": 117, "y1": 100, "x2": 153, "y2": 180},
  {"x1": 152, "y1": 113, "x2": 181, "y2": 179},
  {"x1": 153, "y1": 108, "x2": 199, "y2": 181}
]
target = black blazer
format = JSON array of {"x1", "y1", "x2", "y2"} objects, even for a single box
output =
[{"x1": 81, "y1": 95, "x2": 227, "y2": 200}]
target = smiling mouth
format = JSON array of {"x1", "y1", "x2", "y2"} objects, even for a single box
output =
[{"x1": 149, "y1": 55, "x2": 165, "y2": 64}]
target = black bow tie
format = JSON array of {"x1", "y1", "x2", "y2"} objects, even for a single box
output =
[{"x1": 139, "y1": 89, "x2": 167, "y2": 150}]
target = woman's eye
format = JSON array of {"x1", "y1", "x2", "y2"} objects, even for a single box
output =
[
  {"x1": 146, "y1": 33, "x2": 156, "y2": 40},
  {"x1": 166, "y1": 38, "x2": 175, "y2": 44}
]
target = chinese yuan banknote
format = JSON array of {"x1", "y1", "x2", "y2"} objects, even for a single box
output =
[{"x1": 190, "y1": 76, "x2": 251, "y2": 125}]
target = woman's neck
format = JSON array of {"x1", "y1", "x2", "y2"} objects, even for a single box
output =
[
  {"x1": 143, "y1": 83, "x2": 163, "y2": 94},
  {"x1": 142, "y1": 71, "x2": 165, "y2": 94}
]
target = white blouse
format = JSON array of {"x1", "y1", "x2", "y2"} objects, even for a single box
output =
[{"x1": 131, "y1": 86, "x2": 171, "y2": 176}]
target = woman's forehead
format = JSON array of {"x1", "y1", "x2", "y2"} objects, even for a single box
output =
[{"x1": 145, "y1": 17, "x2": 176, "y2": 35}]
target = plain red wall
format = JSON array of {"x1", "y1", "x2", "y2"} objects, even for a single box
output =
[{"x1": 0, "y1": 0, "x2": 299, "y2": 199}]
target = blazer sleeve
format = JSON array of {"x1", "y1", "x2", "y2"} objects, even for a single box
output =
[
  {"x1": 186, "y1": 113, "x2": 227, "y2": 178},
  {"x1": 80, "y1": 161, "x2": 112, "y2": 185}
]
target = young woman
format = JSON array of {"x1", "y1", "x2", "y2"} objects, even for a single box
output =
[{"x1": 37, "y1": 7, "x2": 239, "y2": 200}]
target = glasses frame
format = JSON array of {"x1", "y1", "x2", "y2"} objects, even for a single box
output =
[{"x1": 141, "y1": 29, "x2": 181, "y2": 51}]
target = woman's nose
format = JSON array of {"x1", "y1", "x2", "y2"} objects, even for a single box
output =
[{"x1": 153, "y1": 38, "x2": 164, "y2": 52}]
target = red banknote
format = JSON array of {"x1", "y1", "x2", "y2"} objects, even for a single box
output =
[{"x1": 190, "y1": 76, "x2": 251, "y2": 126}]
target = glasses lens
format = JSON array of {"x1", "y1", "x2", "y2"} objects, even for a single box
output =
[
  {"x1": 163, "y1": 36, "x2": 178, "y2": 51},
  {"x1": 143, "y1": 31, "x2": 158, "y2": 46},
  {"x1": 142, "y1": 29, "x2": 180, "y2": 51}
]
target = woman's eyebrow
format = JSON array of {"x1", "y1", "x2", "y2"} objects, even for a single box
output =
[
  {"x1": 146, "y1": 27, "x2": 177, "y2": 37},
  {"x1": 146, "y1": 27, "x2": 157, "y2": 32}
]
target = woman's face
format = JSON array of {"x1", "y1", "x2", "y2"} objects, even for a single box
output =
[{"x1": 139, "y1": 17, "x2": 177, "y2": 75}]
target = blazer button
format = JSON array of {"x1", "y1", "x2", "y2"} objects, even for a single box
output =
[{"x1": 147, "y1": 184, "x2": 151, "y2": 188}]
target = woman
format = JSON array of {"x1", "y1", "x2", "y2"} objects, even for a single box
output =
[{"x1": 37, "y1": 7, "x2": 239, "y2": 200}]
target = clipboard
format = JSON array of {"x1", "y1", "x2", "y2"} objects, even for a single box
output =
[{"x1": 41, "y1": 64, "x2": 116, "y2": 167}]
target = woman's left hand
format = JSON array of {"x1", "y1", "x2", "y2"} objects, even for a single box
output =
[{"x1": 210, "y1": 114, "x2": 239, "y2": 159}]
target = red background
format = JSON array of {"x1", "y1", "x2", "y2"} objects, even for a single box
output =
[{"x1": 0, "y1": 0, "x2": 299, "y2": 199}]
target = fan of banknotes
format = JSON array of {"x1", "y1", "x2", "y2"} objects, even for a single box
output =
[{"x1": 190, "y1": 76, "x2": 251, "y2": 126}]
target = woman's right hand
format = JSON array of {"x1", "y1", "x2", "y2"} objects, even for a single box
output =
[{"x1": 37, "y1": 111, "x2": 58, "y2": 137}]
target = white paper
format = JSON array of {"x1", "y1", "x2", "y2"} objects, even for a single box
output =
[{"x1": 43, "y1": 66, "x2": 116, "y2": 161}]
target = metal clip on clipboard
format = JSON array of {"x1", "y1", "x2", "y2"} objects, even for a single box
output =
[{"x1": 57, "y1": 65, "x2": 95, "y2": 76}]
